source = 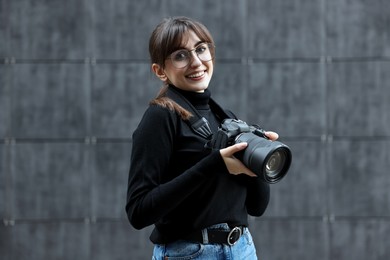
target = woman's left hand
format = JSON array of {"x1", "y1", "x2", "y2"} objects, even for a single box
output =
[{"x1": 264, "y1": 131, "x2": 279, "y2": 141}]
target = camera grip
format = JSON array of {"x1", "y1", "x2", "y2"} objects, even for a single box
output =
[{"x1": 207, "y1": 129, "x2": 229, "y2": 150}]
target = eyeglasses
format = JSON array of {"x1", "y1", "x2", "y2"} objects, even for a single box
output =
[{"x1": 167, "y1": 43, "x2": 215, "y2": 69}]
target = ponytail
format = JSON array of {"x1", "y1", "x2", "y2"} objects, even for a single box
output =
[{"x1": 149, "y1": 85, "x2": 193, "y2": 120}]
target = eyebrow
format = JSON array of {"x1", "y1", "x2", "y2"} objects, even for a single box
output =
[
  {"x1": 178, "y1": 41, "x2": 204, "y2": 51},
  {"x1": 193, "y1": 41, "x2": 204, "y2": 47}
]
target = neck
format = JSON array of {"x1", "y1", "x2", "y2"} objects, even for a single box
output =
[{"x1": 169, "y1": 85, "x2": 211, "y2": 109}]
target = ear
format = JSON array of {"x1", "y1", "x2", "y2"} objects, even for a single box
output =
[{"x1": 152, "y1": 63, "x2": 168, "y2": 82}]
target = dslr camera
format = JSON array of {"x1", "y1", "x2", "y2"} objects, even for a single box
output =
[{"x1": 211, "y1": 119, "x2": 292, "y2": 184}]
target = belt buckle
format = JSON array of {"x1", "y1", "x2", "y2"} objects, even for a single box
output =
[{"x1": 227, "y1": 227, "x2": 242, "y2": 246}]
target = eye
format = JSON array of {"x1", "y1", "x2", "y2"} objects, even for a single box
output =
[
  {"x1": 172, "y1": 50, "x2": 189, "y2": 61},
  {"x1": 195, "y1": 44, "x2": 208, "y2": 54}
]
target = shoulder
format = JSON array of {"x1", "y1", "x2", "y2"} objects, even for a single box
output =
[
  {"x1": 144, "y1": 103, "x2": 176, "y2": 119},
  {"x1": 142, "y1": 103, "x2": 178, "y2": 123},
  {"x1": 133, "y1": 104, "x2": 179, "y2": 137}
]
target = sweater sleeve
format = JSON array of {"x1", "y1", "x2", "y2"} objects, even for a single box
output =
[
  {"x1": 245, "y1": 178, "x2": 270, "y2": 216},
  {"x1": 126, "y1": 105, "x2": 227, "y2": 229}
]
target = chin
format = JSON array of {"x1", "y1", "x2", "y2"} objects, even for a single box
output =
[
  {"x1": 193, "y1": 85, "x2": 208, "y2": 92},
  {"x1": 179, "y1": 78, "x2": 211, "y2": 92},
  {"x1": 192, "y1": 80, "x2": 210, "y2": 91}
]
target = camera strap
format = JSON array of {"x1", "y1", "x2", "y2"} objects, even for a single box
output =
[{"x1": 166, "y1": 86, "x2": 234, "y2": 140}]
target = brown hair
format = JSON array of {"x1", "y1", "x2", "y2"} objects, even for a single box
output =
[
  {"x1": 148, "y1": 17, "x2": 215, "y2": 120},
  {"x1": 149, "y1": 16, "x2": 215, "y2": 68}
]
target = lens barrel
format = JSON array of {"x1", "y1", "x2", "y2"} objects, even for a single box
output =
[{"x1": 234, "y1": 132, "x2": 292, "y2": 184}]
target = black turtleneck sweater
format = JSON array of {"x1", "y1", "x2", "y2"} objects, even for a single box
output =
[{"x1": 126, "y1": 85, "x2": 270, "y2": 244}]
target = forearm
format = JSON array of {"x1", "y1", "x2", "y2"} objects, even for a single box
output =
[{"x1": 126, "y1": 150, "x2": 225, "y2": 229}]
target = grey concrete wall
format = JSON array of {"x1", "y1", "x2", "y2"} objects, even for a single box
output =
[{"x1": 1, "y1": 0, "x2": 389, "y2": 259}]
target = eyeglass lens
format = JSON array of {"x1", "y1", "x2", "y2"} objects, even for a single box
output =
[{"x1": 170, "y1": 43, "x2": 213, "y2": 68}]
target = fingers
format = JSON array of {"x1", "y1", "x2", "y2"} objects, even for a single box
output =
[
  {"x1": 220, "y1": 142, "x2": 248, "y2": 157},
  {"x1": 264, "y1": 131, "x2": 279, "y2": 141}
]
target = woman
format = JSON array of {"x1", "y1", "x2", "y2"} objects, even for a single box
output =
[{"x1": 126, "y1": 16, "x2": 278, "y2": 259}]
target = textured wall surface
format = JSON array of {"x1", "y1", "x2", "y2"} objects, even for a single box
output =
[{"x1": 1, "y1": 0, "x2": 390, "y2": 259}]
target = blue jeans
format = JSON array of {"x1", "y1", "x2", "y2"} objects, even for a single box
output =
[{"x1": 152, "y1": 223, "x2": 258, "y2": 260}]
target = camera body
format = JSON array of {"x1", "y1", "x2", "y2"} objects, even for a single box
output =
[
  {"x1": 213, "y1": 119, "x2": 292, "y2": 184},
  {"x1": 219, "y1": 118, "x2": 268, "y2": 141}
]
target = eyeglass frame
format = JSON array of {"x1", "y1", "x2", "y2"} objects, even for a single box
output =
[{"x1": 166, "y1": 42, "x2": 215, "y2": 69}]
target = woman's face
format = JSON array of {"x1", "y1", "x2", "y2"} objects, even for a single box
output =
[{"x1": 153, "y1": 30, "x2": 214, "y2": 93}]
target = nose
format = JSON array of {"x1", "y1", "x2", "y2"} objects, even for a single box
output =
[{"x1": 189, "y1": 51, "x2": 202, "y2": 67}]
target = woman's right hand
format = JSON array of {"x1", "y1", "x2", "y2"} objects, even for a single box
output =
[{"x1": 220, "y1": 142, "x2": 257, "y2": 177}]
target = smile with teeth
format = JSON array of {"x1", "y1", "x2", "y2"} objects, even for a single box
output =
[{"x1": 187, "y1": 71, "x2": 205, "y2": 78}]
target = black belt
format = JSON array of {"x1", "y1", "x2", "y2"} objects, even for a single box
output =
[{"x1": 184, "y1": 226, "x2": 244, "y2": 246}]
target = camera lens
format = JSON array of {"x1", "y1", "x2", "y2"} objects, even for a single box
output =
[
  {"x1": 234, "y1": 132, "x2": 292, "y2": 184},
  {"x1": 265, "y1": 150, "x2": 286, "y2": 178}
]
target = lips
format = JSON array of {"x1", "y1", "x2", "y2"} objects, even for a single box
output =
[{"x1": 187, "y1": 71, "x2": 205, "y2": 79}]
